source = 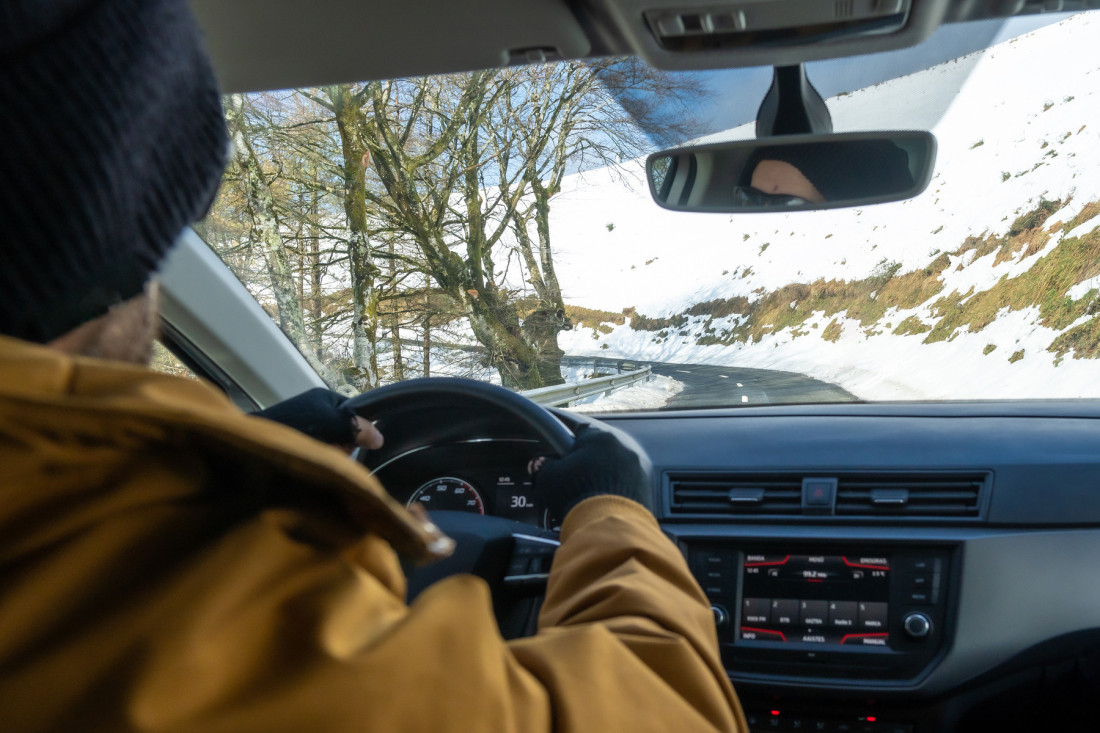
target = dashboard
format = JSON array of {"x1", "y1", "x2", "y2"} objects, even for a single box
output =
[
  {"x1": 371, "y1": 399, "x2": 1100, "y2": 733},
  {"x1": 600, "y1": 400, "x2": 1100, "y2": 733}
]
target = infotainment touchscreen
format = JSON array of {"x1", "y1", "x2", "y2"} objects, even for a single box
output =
[{"x1": 739, "y1": 553, "x2": 891, "y2": 647}]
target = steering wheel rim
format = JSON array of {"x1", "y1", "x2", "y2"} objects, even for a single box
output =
[{"x1": 344, "y1": 377, "x2": 576, "y2": 457}]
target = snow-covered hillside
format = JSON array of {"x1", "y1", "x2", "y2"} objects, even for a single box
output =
[{"x1": 551, "y1": 13, "x2": 1100, "y2": 402}]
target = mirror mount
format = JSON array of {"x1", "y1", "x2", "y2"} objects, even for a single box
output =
[{"x1": 755, "y1": 64, "x2": 833, "y2": 137}]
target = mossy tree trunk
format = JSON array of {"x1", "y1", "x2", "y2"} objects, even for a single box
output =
[
  {"x1": 308, "y1": 84, "x2": 381, "y2": 389},
  {"x1": 357, "y1": 74, "x2": 546, "y2": 389},
  {"x1": 223, "y1": 93, "x2": 352, "y2": 392}
]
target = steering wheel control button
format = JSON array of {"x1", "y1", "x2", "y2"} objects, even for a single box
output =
[
  {"x1": 858, "y1": 602, "x2": 888, "y2": 630},
  {"x1": 903, "y1": 612, "x2": 932, "y2": 639},
  {"x1": 503, "y1": 533, "x2": 560, "y2": 593},
  {"x1": 507, "y1": 556, "x2": 533, "y2": 576},
  {"x1": 801, "y1": 477, "x2": 837, "y2": 514}
]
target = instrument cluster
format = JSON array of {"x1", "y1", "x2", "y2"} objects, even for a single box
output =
[{"x1": 371, "y1": 439, "x2": 563, "y2": 531}]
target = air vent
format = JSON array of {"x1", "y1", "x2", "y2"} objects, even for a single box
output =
[
  {"x1": 835, "y1": 474, "x2": 985, "y2": 517},
  {"x1": 667, "y1": 471, "x2": 988, "y2": 520},
  {"x1": 669, "y1": 473, "x2": 803, "y2": 515}
]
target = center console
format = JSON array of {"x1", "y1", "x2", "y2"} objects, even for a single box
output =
[{"x1": 687, "y1": 542, "x2": 954, "y2": 682}]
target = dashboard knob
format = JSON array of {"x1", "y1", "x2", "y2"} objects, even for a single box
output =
[
  {"x1": 903, "y1": 612, "x2": 932, "y2": 639},
  {"x1": 711, "y1": 604, "x2": 730, "y2": 629}
]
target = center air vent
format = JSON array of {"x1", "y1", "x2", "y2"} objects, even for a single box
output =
[
  {"x1": 835, "y1": 474, "x2": 985, "y2": 517},
  {"x1": 667, "y1": 471, "x2": 988, "y2": 520},
  {"x1": 669, "y1": 473, "x2": 803, "y2": 515}
]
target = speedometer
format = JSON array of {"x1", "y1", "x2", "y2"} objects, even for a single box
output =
[{"x1": 407, "y1": 477, "x2": 485, "y2": 514}]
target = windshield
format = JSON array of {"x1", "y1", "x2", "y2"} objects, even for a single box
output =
[{"x1": 199, "y1": 12, "x2": 1100, "y2": 412}]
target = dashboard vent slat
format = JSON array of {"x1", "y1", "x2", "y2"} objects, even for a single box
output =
[
  {"x1": 669, "y1": 474, "x2": 803, "y2": 516},
  {"x1": 835, "y1": 475, "x2": 984, "y2": 517}
]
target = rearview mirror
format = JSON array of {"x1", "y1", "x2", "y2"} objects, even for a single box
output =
[{"x1": 647, "y1": 131, "x2": 936, "y2": 213}]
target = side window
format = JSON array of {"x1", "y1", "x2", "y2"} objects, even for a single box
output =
[{"x1": 150, "y1": 341, "x2": 197, "y2": 380}]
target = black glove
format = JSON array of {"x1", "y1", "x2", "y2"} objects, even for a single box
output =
[
  {"x1": 253, "y1": 387, "x2": 358, "y2": 445},
  {"x1": 536, "y1": 424, "x2": 653, "y2": 518}
]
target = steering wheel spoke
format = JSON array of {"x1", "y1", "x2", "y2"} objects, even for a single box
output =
[
  {"x1": 503, "y1": 531, "x2": 560, "y2": 594},
  {"x1": 401, "y1": 511, "x2": 558, "y2": 638}
]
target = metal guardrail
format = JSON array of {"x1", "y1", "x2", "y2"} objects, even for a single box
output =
[
  {"x1": 559, "y1": 355, "x2": 647, "y2": 374},
  {"x1": 520, "y1": 366, "x2": 653, "y2": 407}
]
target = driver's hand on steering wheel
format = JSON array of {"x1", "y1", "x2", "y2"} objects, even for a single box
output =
[
  {"x1": 253, "y1": 387, "x2": 384, "y2": 454},
  {"x1": 535, "y1": 425, "x2": 653, "y2": 518}
]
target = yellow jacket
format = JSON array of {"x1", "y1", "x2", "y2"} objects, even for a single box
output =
[{"x1": 0, "y1": 335, "x2": 746, "y2": 732}]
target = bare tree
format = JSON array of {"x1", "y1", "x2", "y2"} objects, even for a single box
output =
[
  {"x1": 297, "y1": 84, "x2": 381, "y2": 388},
  {"x1": 493, "y1": 59, "x2": 709, "y2": 384}
]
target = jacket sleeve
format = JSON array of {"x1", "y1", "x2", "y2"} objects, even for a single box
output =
[
  {"x1": 511, "y1": 495, "x2": 747, "y2": 733},
  {"x1": 115, "y1": 498, "x2": 745, "y2": 733}
]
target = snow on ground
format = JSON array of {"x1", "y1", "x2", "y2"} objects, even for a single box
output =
[
  {"x1": 569, "y1": 374, "x2": 685, "y2": 412},
  {"x1": 557, "y1": 364, "x2": 685, "y2": 411},
  {"x1": 549, "y1": 14, "x2": 1100, "y2": 402}
]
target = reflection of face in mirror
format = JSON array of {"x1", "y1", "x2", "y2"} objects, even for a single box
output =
[
  {"x1": 647, "y1": 131, "x2": 934, "y2": 213},
  {"x1": 748, "y1": 160, "x2": 826, "y2": 204},
  {"x1": 737, "y1": 140, "x2": 916, "y2": 207}
]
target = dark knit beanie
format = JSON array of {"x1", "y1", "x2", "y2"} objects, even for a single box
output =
[
  {"x1": 749, "y1": 140, "x2": 915, "y2": 201},
  {"x1": 0, "y1": 0, "x2": 229, "y2": 343}
]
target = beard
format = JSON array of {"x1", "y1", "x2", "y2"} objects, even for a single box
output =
[{"x1": 50, "y1": 280, "x2": 160, "y2": 365}]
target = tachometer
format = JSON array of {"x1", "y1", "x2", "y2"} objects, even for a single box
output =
[{"x1": 408, "y1": 477, "x2": 485, "y2": 514}]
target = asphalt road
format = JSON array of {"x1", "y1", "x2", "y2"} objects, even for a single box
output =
[
  {"x1": 645, "y1": 361, "x2": 857, "y2": 409},
  {"x1": 560, "y1": 356, "x2": 856, "y2": 409}
]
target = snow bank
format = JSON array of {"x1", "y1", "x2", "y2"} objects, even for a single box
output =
[{"x1": 569, "y1": 374, "x2": 685, "y2": 412}]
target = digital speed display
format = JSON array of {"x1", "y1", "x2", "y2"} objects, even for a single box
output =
[
  {"x1": 739, "y1": 553, "x2": 891, "y2": 647},
  {"x1": 494, "y1": 473, "x2": 541, "y2": 526}
]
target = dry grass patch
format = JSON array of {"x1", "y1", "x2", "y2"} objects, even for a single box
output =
[
  {"x1": 1051, "y1": 316, "x2": 1100, "y2": 359},
  {"x1": 822, "y1": 320, "x2": 843, "y2": 342},
  {"x1": 954, "y1": 233, "x2": 1001, "y2": 260},
  {"x1": 1063, "y1": 200, "x2": 1100, "y2": 233},
  {"x1": 894, "y1": 316, "x2": 931, "y2": 336},
  {"x1": 618, "y1": 198, "x2": 1100, "y2": 358},
  {"x1": 685, "y1": 296, "x2": 750, "y2": 318},
  {"x1": 565, "y1": 305, "x2": 627, "y2": 329},
  {"x1": 925, "y1": 209, "x2": 1100, "y2": 344}
]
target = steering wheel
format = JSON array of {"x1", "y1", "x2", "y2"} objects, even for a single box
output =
[{"x1": 343, "y1": 377, "x2": 577, "y2": 638}]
